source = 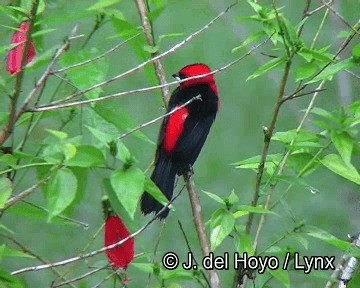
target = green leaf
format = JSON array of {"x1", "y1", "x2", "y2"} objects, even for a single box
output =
[
  {"x1": 87, "y1": 0, "x2": 121, "y2": 10},
  {"x1": 294, "y1": 62, "x2": 317, "y2": 81},
  {"x1": 94, "y1": 102, "x2": 154, "y2": 144},
  {"x1": 110, "y1": 166, "x2": 145, "y2": 219},
  {"x1": 0, "y1": 177, "x2": 12, "y2": 209},
  {"x1": 331, "y1": 132, "x2": 354, "y2": 165},
  {"x1": 65, "y1": 145, "x2": 105, "y2": 167},
  {"x1": 62, "y1": 143, "x2": 77, "y2": 161},
  {"x1": 144, "y1": 178, "x2": 169, "y2": 207},
  {"x1": 352, "y1": 42, "x2": 360, "y2": 62},
  {"x1": 233, "y1": 210, "x2": 249, "y2": 218},
  {"x1": 46, "y1": 168, "x2": 78, "y2": 221},
  {"x1": 0, "y1": 245, "x2": 34, "y2": 260},
  {"x1": 321, "y1": 154, "x2": 360, "y2": 185},
  {"x1": 298, "y1": 47, "x2": 333, "y2": 62},
  {"x1": 0, "y1": 268, "x2": 24, "y2": 288},
  {"x1": 306, "y1": 226, "x2": 360, "y2": 256},
  {"x1": 227, "y1": 190, "x2": 239, "y2": 206},
  {"x1": 59, "y1": 49, "x2": 109, "y2": 99},
  {"x1": 288, "y1": 152, "x2": 319, "y2": 175},
  {"x1": 306, "y1": 58, "x2": 356, "y2": 84},
  {"x1": 310, "y1": 107, "x2": 339, "y2": 122},
  {"x1": 85, "y1": 125, "x2": 115, "y2": 147},
  {"x1": 116, "y1": 141, "x2": 133, "y2": 164},
  {"x1": 46, "y1": 129, "x2": 68, "y2": 140},
  {"x1": 131, "y1": 263, "x2": 155, "y2": 273},
  {"x1": 158, "y1": 33, "x2": 184, "y2": 42},
  {"x1": 232, "y1": 154, "x2": 283, "y2": 169},
  {"x1": 268, "y1": 269, "x2": 290, "y2": 288},
  {"x1": 247, "y1": 57, "x2": 286, "y2": 80},
  {"x1": 237, "y1": 205, "x2": 277, "y2": 215},
  {"x1": 235, "y1": 229, "x2": 254, "y2": 256},
  {"x1": 232, "y1": 31, "x2": 266, "y2": 53},
  {"x1": 202, "y1": 190, "x2": 225, "y2": 205},
  {"x1": 272, "y1": 129, "x2": 319, "y2": 143},
  {"x1": 143, "y1": 44, "x2": 159, "y2": 53},
  {"x1": 210, "y1": 209, "x2": 234, "y2": 250},
  {"x1": 32, "y1": 28, "x2": 56, "y2": 38}
]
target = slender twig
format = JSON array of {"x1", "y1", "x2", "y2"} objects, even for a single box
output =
[
  {"x1": 118, "y1": 95, "x2": 201, "y2": 140},
  {"x1": 22, "y1": 200, "x2": 89, "y2": 228},
  {"x1": 135, "y1": 0, "x2": 170, "y2": 106},
  {"x1": 183, "y1": 172, "x2": 220, "y2": 288},
  {"x1": 54, "y1": 33, "x2": 141, "y2": 73},
  {"x1": 146, "y1": 221, "x2": 166, "y2": 288},
  {"x1": 0, "y1": 0, "x2": 39, "y2": 146},
  {"x1": 236, "y1": 1, "x2": 313, "y2": 286},
  {"x1": 244, "y1": 60, "x2": 292, "y2": 235},
  {"x1": 281, "y1": 88, "x2": 326, "y2": 103},
  {"x1": 33, "y1": 2, "x2": 238, "y2": 107},
  {"x1": 345, "y1": 69, "x2": 360, "y2": 80},
  {"x1": 29, "y1": 35, "x2": 271, "y2": 112},
  {"x1": 91, "y1": 270, "x2": 118, "y2": 288},
  {"x1": 52, "y1": 266, "x2": 106, "y2": 288},
  {"x1": 11, "y1": 186, "x2": 185, "y2": 275},
  {"x1": 178, "y1": 220, "x2": 210, "y2": 288},
  {"x1": 320, "y1": 0, "x2": 360, "y2": 36},
  {"x1": 306, "y1": 0, "x2": 333, "y2": 17}
]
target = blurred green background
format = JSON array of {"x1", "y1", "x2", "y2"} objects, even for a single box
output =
[{"x1": 0, "y1": 0, "x2": 359, "y2": 287}]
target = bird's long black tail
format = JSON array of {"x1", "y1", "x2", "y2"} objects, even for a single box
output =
[{"x1": 140, "y1": 152, "x2": 177, "y2": 219}]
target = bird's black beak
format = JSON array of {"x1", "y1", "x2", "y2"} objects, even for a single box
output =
[{"x1": 172, "y1": 73, "x2": 181, "y2": 81}]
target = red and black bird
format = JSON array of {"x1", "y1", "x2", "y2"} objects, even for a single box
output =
[{"x1": 141, "y1": 63, "x2": 219, "y2": 219}]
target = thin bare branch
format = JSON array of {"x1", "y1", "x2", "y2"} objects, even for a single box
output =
[
  {"x1": 29, "y1": 35, "x2": 272, "y2": 112},
  {"x1": 178, "y1": 220, "x2": 210, "y2": 288},
  {"x1": 118, "y1": 95, "x2": 201, "y2": 140},
  {"x1": 320, "y1": 0, "x2": 360, "y2": 36},
  {"x1": 0, "y1": 0, "x2": 39, "y2": 146},
  {"x1": 281, "y1": 88, "x2": 326, "y2": 103},
  {"x1": 183, "y1": 172, "x2": 220, "y2": 288},
  {"x1": 306, "y1": 0, "x2": 333, "y2": 17},
  {"x1": 53, "y1": 33, "x2": 141, "y2": 73},
  {"x1": 15, "y1": 25, "x2": 79, "y2": 120},
  {"x1": 11, "y1": 186, "x2": 185, "y2": 275}
]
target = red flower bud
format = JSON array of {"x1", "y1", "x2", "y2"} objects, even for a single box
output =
[
  {"x1": 6, "y1": 21, "x2": 36, "y2": 75},
  {"x1": 104, "y1": 215, "x2": 134, "y2": 269}
]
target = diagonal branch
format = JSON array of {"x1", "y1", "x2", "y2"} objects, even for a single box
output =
[
  {"x1": 118, "y1": 95, "x2": 201, "y2": 140},
  {"x1": 37, "y1": 1, "x2": 238, "y2": 107},
  {"x1": 11, "y1": 186, "x2": 185, "y2": 275},
  {"x1": 28, "y1": 35, "x2": 271, "y2": 112},
  {"x1": 183, "y1": 172, "x2": 220, "y2": 288}
]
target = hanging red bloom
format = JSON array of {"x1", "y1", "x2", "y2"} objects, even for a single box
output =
[
  {"x1": 104, "y1": 214, "x2": 134, "y2": 269},
  {"x1": 6, "y1": 21, "x2": 36, "y2": 75}
]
